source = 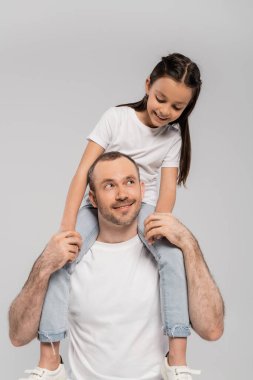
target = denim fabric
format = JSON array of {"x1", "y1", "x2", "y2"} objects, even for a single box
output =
[
  {"x1": 137, "y1": 203, "x2": 190, "y2": 337},
  {"x1": 38, "y1": 203, "x2": 190, "y2": 342},
  {"x1": 38, "y1": 205, "x2": 98, "y2": 342}
]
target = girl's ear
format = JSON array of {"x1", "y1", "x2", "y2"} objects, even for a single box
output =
[
  {"x1": 89, "y1": 190, "x2": 97, "y2": 208},
  {"x1": 145, "y1": 77, "x2": 151, "y2": 95}
]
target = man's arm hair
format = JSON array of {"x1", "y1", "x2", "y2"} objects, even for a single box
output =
[
  {"x1": 182, "y1": 238, "x2": 224, "y2": 340},
  {"x1": 9, "y1": 231, "x2": 82, "y2": 346},
  {"x1": 9, "y1": 252, "x2": 52, "y2": 346},
  {"x1": 144, "y1": 213, "x2": 225, "y2": 341}
]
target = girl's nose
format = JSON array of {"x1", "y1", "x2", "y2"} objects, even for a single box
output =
[{"x1": 163, "y1": 106, "x2": 172, "y2": 119}]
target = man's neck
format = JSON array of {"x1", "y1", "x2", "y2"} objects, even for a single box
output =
[{"x1": 96, "y1": 217, "x2": 138, "y2": 244}]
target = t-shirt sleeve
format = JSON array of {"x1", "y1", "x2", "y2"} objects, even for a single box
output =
[
  {"x1": 161, "y1": 135, "x2": 182, "y2": 168},
  {"x1": 87, "y1": 107, "x2": 116, "y2": 149}
]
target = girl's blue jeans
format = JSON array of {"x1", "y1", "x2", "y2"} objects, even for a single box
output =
[{"x1": 38, "y1": 203, "x2": 190, "y2": 342}]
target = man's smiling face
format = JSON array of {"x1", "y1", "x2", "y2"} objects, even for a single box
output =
[{"x1": 89, "y1": 156, "x2": 144, "y2": 226}]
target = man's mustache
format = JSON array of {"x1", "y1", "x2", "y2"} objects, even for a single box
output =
[{"x1": 112, "y1": 200, "x2": 136, "y2": 208}]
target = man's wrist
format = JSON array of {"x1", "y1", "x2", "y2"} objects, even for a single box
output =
[
  {"x1": 37, "y1": 251, "x2": 55, "y2": 278},
  {"x1": 180, "y1": 233, "x2": 199, "y2": 255}
]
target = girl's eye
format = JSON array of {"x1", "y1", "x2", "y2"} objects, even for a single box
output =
[
  {"x1": 155, "y1": 96, "x2": 165, "y2": 103},
  {"x1": 173, "y1": 106, "x2": 183, "y2": 111}
]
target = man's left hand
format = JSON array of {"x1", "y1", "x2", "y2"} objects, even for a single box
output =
[{"x1": 144, "y1": 212, "x2": 194, "y2": 249}]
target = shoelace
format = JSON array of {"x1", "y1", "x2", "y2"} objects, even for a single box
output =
[
  {"x1": 175, "y1": 367, "x2": 201, "y2": 375},
  {"x1": 173, "y1": 366, "x2": 201, "y2": 380},
  {"x1": 18, "y1": 367, "x2": 45, "y2": 380}
]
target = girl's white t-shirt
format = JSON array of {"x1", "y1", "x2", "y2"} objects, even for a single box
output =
[
  {"x1": 87, "y1": 106, "x2": 182, "y2": 206},
  {"x1": 68, "y1": 235, "x2": 167, "y2": 380}
]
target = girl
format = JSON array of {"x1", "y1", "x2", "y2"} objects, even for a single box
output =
[{"x1": 21, "y1": 53, "x2": 202, "y2": 380}]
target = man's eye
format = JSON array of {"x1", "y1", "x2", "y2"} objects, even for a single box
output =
[
  {"x1": 105, "y1": 183, "x2": 114, "y2": 189},
  {"x1": 127, "y1": 180, "x2": 135, "y2": 185}
]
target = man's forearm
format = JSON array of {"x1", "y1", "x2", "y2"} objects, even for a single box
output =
[
  {"x1": 182, "y1": 238, "x2": 225, "y2": 340},
  {"x1": 9, "y1": 231, "x2": 82, "y2": 347},
  {"x1": 9, "y1": 252, "x2": 51, "y2": 346},
  {"x1": 144, "y1": 212, "x2": 225, "y2": 340}
]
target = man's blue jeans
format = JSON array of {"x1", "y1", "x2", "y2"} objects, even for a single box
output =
[{"x1": 38, "y1": 203, "x2": 191, "y2": 342}]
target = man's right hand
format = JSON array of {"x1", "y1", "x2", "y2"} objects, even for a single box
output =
[{"x1": 41, "y1": 231, "x2": 82, "y2": 274}]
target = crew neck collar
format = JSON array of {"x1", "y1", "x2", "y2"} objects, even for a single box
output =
[{"x1": 94, "y1": 234, "x2": 140, "y2": 250}]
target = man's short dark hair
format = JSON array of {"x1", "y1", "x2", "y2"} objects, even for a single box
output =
[{"x1": 88, "y1": 151, "x2": 140, "y2": 192}]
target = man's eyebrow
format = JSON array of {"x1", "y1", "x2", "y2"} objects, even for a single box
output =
[
  {"x1": 125, "y1": 175, "x2": 138, "y2": 180},
  {"x1": 100, "y1": 178, "x2": 114, "y2": 185},
  {"x1": 99, "y1": 174, "x2": 138, "y2": 185}
]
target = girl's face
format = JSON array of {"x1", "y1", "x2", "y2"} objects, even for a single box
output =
[{"x1": 144, "y1": 76, "x2": 193, "y2": 127}]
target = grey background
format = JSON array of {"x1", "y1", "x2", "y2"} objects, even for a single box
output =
[{"x1": 1, "y1": 1, "x2": 252, "y2": 379}]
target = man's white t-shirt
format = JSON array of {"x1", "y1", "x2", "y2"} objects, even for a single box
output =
[
  {"x1": 68, "y1": 235, "x2": 167, "y2": 380},
  {"x1": 87, "y1": 106, "x2": 181, "y2": 206}
]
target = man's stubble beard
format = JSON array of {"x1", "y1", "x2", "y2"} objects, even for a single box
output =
[
  {"x1": 100, "y1": 205, "x2": 141, "y2": 226},
  {"x1": 95, "y1": 195, "x2": 142, "y2": 226}
]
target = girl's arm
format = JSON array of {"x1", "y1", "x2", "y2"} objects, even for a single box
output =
[
  {"x1": 60, "y1": 140, "x2": 105, "y2": 231},
  {"x1": 155, "y1": 167, "x2": 178, "y2": 213}
]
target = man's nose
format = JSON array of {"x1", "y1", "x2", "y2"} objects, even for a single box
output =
[{"x1": 115, "y1": 186, "x2": 128, "y2": 201}]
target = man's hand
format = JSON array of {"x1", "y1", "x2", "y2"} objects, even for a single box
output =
[
  {"x1": 144, "y1": 212, "x2": 194, "y2": 249},
  {"x1": 145, "y1": 212, "x2": 224, "y2": 341},
  {"x1": 41, "y1": 230, "x2": 83, "y2": 275}
]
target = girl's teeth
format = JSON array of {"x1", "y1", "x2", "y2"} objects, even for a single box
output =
[{"x1": 155, "y1": 112, "x2": 166, "y2": 120}]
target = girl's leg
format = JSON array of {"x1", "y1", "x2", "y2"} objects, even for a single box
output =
[
  {"x1": 39, "y1": 342, "x2": 60, "y2": 370},
  {"x1": 137, "y1": 203, "x2": 190, "y2": 365},
  {"x1": 38, "y1": 204, "x2": 99, "y2": 368},
  {"x1": 168, "y1": 338, "x2": 187, "y2": 365}
]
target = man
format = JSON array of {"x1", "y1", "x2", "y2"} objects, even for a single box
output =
[{"x1": 9, "y1": 152, "x2": 224, "y2": 380}]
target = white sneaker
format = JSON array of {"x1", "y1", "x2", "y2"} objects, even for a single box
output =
[
  {"x1": 18, "y1": 363, "x2": 67, "y2": 380},
  {"x1": 161, "y1": 357, "x2": 201, "y2": 380}
]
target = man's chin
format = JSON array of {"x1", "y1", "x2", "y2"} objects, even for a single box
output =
[
  {"x1": 101, "y1": 205, "x2": 141, "y2": 226},
  {"x1": 110, "y1": 213, "x2": 137, "y2": 226}
]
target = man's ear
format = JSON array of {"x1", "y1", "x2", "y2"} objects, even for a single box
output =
[
  {"x1": 145, "y1": 77, "x2": 151, "y2": 96},
  {"x1": 140, "y1": 181, "x2": 145, "y2": 200},
  {"x1": 89, "y1": 190, "x2": 97, "y2": 208}
]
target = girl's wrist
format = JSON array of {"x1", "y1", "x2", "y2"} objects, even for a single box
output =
[{"x1": 59, "y1": 224, "x2": 76, "y2": 233}]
